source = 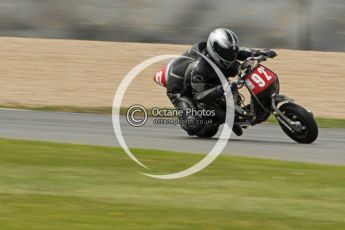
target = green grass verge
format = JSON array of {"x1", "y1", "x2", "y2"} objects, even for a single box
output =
[
  {"x1": 0, "y1": 138, "x2": 345, "y2": 229},
  {"x1": 267, "y1": 115, "x2": 345, "y2": 129}
]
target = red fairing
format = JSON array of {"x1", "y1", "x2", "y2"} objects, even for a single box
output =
[
  {"x1": 244, "y1": 64, "x2": 278, "y2": 95},
  {"x1": 153, "y1": 65, "x2": 168, "y2": 87}
]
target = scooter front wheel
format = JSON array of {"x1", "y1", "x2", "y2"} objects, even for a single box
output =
[{"x1": 277, "y1": 103, "x2": 318, "y2": 144}]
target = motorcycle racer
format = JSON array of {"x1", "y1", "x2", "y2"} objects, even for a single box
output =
[{"x1": 164, "y1": 28, "x2": 277, "y2": 136}]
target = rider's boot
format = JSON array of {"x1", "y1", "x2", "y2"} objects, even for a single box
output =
[
  {"x1": 235, "y1": 105, "x2": 255, "y2": 118},
  {"x1": 232, "y1": 124, "x2": 243, "y2": 136}
]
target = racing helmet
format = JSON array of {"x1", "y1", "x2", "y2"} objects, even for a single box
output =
[{"x1": 207, "y1": 28, "x2": 239, "y2": 69}]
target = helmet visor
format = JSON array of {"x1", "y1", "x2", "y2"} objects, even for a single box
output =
[{"x1": 213, "y1": 42, "x2": 239, "y2": 63}]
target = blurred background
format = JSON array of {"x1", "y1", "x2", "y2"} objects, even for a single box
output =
[
  {"x1": 1, "y1": 1, "x2": 345, "y2": 229},
  {"x1": 0, "y1": 0, "x2": 344, "y2": 51}
]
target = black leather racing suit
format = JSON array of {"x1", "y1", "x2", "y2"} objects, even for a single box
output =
[{"x1": 166, "y1": 42, "x2": 256, "y2": 135}]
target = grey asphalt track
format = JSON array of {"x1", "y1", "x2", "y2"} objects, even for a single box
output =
[{"x1": 0, "y1": 109, "x2": 344, "y2": 165}]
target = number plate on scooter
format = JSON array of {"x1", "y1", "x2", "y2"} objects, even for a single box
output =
[{"x1": 244, "y1": 65, "x2": 278, "y2": 95}]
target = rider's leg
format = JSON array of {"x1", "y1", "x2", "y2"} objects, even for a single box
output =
[
  {"x1": 202, "y1": 102, "x2": 243, "y2": 136},
  {"x1": 167, "y1": 93, "x2": 204, "y2": 135},
  {"x1": 165, "y1": 56, "x2": 205, "y2": 135}
]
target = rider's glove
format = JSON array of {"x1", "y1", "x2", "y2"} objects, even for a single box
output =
[{"x1": 258, "y1": 49, "x2": 277, "y2": 58}]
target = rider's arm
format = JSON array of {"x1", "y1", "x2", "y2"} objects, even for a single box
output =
[
  {"x1": 190, "y1": 68, "x2": 224, "y2": 103},
  {"x1": 238, "y1": 47, "x2": 277, "y2": 61},
  {"x1": 194, "y1": 84, "x2": 224, "y2": 103},
  {"x1": 193, "y1": 82, "x2": 236, "y2": 103},
  {"x1": 237, "y1": 47, "x2": 256, "y2": 61},
  {"x1": 189, "y1": 59, "x2": 224, "y2": 103}
]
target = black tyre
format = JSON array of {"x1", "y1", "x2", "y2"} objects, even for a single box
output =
[
  {"x1": 196, "y1": 124, "x2": 220, "y2": 138},
  {"x1": 278, "y1": 103, "x2": 318, "y2": 144}
]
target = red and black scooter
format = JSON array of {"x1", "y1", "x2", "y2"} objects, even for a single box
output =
[{"x1": 154, "y1": 55, "x2": 318, "y2": 144}]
